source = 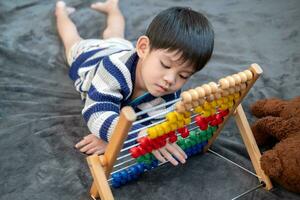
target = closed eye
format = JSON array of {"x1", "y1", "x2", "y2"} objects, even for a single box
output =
[
  {"x1": 179, "y1": 74, "x2": 189, "y2": 79},
  {"x1": 160, "y1": 61, "x2": 171, "y2": 69}
]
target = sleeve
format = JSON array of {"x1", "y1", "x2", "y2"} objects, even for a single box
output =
[{"x1": 82, "y1": 55, "x2": 142, "y2": 143}]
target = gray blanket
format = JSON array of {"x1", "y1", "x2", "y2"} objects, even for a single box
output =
[{"x1": 0, "y1": 0, "x2": 300, "y2": 199}]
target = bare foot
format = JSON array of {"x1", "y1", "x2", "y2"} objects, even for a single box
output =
[
  {"x1": 55, "y1": 1, "x2": 76, "y2": 17},
  {"x1": 90, "y1": 0, "x2": 119, "y2": 14}
]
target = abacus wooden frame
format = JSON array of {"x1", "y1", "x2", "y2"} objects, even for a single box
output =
[{"x1": 86, "y1": 63, "x2": 272, "y2": 200}]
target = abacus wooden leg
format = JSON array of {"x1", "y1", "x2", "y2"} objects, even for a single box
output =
[
  {"x1": 233, "y1": 104, "x2": 273, "y2": 190},
  {"x1": 90, "y1": 182, "x2": 99, "y2": 199},
  {"x1": 87, "y1": 155, "x2": 114, "y2": 200}
]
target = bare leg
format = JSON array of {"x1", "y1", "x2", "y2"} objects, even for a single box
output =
[
  {"x1": 91, "y1": 0, "x2": 125, "y2": 39},
  {"x1": 55, "y1": 1, "x2": 82, "y2": 57}
]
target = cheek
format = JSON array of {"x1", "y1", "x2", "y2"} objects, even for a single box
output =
[{"x1": 173, "y1": 79, "x2": 187, "y2": 90}]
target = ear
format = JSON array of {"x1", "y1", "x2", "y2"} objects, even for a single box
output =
[{"x1": 136, "y1": 35, "x2": 150, "y2": 59}]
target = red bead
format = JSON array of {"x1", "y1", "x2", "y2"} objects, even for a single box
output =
[
  {"x1": 180, "y1": 128, "x2": 189, "y2": 138},
  {"x1": 219, "y1": 109, "x2": 229, "y2": 117},
  {"x1": 150, "y1": 138, "x2": 160, "y2": 150},
  {"x1": 169, "y1": 135, "x2": 178, "y2": 143},
  {"x1": 161, "y1": 134, "x2": 168, "y2": 140},
  {"x1": 137, "y1": 146, "x2": 147, "y2": 156},
  {"x1": 205, "y1": 115, "x2": 214, "y2": 123},
  {"x1": 177, "y1": 127, "x2": 186, "y2": 134},
  {"x1": 130, "y1": 147, "x2": 140, "y2": 158},
  {"x1": 168, "y1": 131, "x2": 176, "y2": 137},
  {"x1": 209, "y1": 120, "x2": 218, "y2": 126},
  {"x1": 157, "y1": 137, "x2": 167, "y2": 147},
  {"x1": 139, "y1": 137, "x2": 151, "y2": 147},
  {"x1": 199, "y1": 123, "x2": 208, "y2": 130}
]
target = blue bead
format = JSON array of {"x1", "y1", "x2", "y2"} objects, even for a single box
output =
[
  {"x1": 151, "y1": 160, "x2": 159, "y2": 168},
  {"x1": 196, "y1": 143, "x2": 203, "y2": 151},
  {"x1": 128, "y1": 167, "x2": 139, "y2": 180},
  {"x1": 186, "y1": 148, "x2": 192, "y2": 157},
  {"x1": 111, "y1": 179, "x2": 121, "y2": 188},
  {"x1": 136, "y1": 163, "x2": 145, "y2": 174},
  {"x1": 111, "y1": 172, "x2": 122, "y2": 183},
  {"x1": 192, "y1": 146, "x2": 198, "y2": 155},
  {"x1": 144, "y1": 163, "x2": 152, "y2": 170},
  {"x1": 120, "y1": 170, "x2": 129, "y2": 183}
]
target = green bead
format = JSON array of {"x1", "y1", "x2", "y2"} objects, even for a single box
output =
[
  {"x1": 179, "y1": 142, "x2": 187, "y2": 150},
  {"x1": 144, "y1": 153, "x2": 151, "y2": 160},
  {"x1": 189, "y1": 131, "x2": 198, "y2": 142},
  {"x1": 211, "y1": 126, "x2": 217, "y2": 133},
  {"x1": 136, "y1": 156, "x2": 145, "y2": 163},
  {"x1": 176, "y1": 136, "x2": 184, "y2": 146},
  {"x1": 185, "y1": 139, "x2": 193, "y2": 148},
  {"x1": 200, "y1": 131, "x2": 207, "y2": 141}
]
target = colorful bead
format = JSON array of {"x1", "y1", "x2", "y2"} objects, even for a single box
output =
[
  {"x1": 147, "y1": 127, "x2": 158, "y2": 139},
  {"x1": 183, "y1": 117, "x2": 191, "y2": 125},
  {"x1": 161, "y1": 122, "x2": 171, "y2": 133},
  {"x1": 166, "y1": 112, "x2": 177, "y2": 123},
  {"x1": 194, "y1": 106, "x2": 203, "y2": 114},
  {"x1": 130, "y1": 146, "x2": 141, "y2": 158}
]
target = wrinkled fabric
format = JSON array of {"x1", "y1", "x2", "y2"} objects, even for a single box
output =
[{"x1": 0, "y1": 0, "x2": 300, "y2": 199}]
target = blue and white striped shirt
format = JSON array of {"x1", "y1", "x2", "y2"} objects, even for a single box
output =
[{"x1": 69, "y1": 48, "x2": 181, "y2": 142}]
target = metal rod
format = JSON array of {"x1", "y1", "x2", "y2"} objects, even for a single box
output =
[
  {"x1": 135, "y1": 98, "x2": 180, "y2": 117},
  {"x1": 208, "y1": 149, "x2": 261, "y2": 179},
  {"x1": 133, "y1": 109, "x2": 169, "y2": 126},
  {"x1": 113, "y1": 157, "x2": 135, "y2": 168},
  {"x1": 127, "y1": 119, "x2": 165, "y2": 137},
  {"x1": 231, "y1": 182, "x2": 265, "y2": 200}
]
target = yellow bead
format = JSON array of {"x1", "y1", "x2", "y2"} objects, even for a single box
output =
[
  {"x1": 210, "y1": 108, "x2": 216, "y2": 115},
  {"x1": 210, "y1": 100, "x2": 217, "y2": 108},
  {"x1": 194, "y1": 106, "x2": 203, "y2": 114},
  {"x1": 170, "y1": 123, "x2": 178, "y2": 131},
  {"x1": 161, "y1": 122, "x2": 171, "y2": 133},
  {"x1": 228, "y1": 94, "x2": 234, "y2": 101},
  {"x1": 217, "y1": 98, "x2": 223, "y2": 106},
  {"x1": 175, "y1": 112, "x2": 184, "y2": 121},
  {"x1": 184, "y1": 117, "x2": 191, "y2": 125},
  {"x1": 166, "y1": 112, "x2": 177, "y2": 123},
  {"x1": 203, "y1": 101, "x2": 211, "y2": 110},
  {"x1": 228, "y1": 101, "x2": 234, "y2": 109},
  {"x1": 147, "y1": 127, "x2": 158, "y2": 139},
  {"x1": 202, "y1": 110, "x2": 211, "y2": 117},
  {"x1": 183, "y1": 111, "x2": 191, "y2": 118},
  {"x1": 223, "y1": 97, "x2": 229, "y2": 103},
  {"x1": 155, "y1": 125, "x2": 164, "y2": 136},
  {"x1": 220, "y1": 103, "x2": 228, "y2": 110},
  {"x1": 234, "y1": 92, "x2": 240, "y2": 98},
  {"x1": 177, "y1": 120, "x2": 185, "y2": 129}
]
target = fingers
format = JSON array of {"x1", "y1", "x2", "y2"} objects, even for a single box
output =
[
  {"x1": 171, "y1": 143, "x2": 188, "y2": 159},
  {"x1": 79, "y1": 142, "x2": 97, "y2": 153},
  {"x1": 159, "y1": 147, "x2": 179, "y2": 166},
  {"x1": 75, "y1": 137, "x2": 90, "y2": 149},
  {"x1": 152, "y1": 143, "x2": 187, "y2": 166},
  {"x1": 152, "y1": 150, "x2": 167, "y2": 163},
  {"x1": 165, "y1": 143, "x2": 187, "y2": 164},
  {"x1": 74, "y1": 134, "x2": 107, "y2": 155}
]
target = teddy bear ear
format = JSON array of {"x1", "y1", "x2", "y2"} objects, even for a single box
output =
[{"x1": 260, "y1": 150, "x2": 282, "y2": 178}]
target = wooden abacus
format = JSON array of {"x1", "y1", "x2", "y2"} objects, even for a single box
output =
[{"x1": 86, "y1": 63, "x2": 272, "y2": 200}]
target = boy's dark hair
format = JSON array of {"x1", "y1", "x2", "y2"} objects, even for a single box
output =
[{"x1": 146, "y1": 7, "x2": 214, "y2": 72}]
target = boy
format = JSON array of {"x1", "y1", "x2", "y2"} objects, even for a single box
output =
[{"x1": 55, "y1": 0, "x2": 214, "y2": 166}]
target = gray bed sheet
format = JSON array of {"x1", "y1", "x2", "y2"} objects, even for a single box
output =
[{"x1": 0, "y1": 0, "x2": 300, "y2": 199}]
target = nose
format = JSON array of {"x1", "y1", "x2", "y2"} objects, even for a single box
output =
[{"x1": 163, "y1": 73, "x2": 176, "y2": 87}]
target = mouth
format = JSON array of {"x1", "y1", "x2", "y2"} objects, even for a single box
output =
[{"x1": 156, "y1": 84, "x2": 168, "y2": 93}]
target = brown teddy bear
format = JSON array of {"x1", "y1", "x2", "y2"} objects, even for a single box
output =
[{"x1": 250, "y1": 96, "x2": 300, "y2": 193}]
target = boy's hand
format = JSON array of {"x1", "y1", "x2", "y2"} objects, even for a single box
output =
[
  {"x1": 75, "y1": 134, "x2": 107, "y2": 155},
  {"x1": 152, "y1": 142, "x2": 187, "y2": 166},
  {"x1": 138, "y1": 130, "x2": 187, "y2": 166}
]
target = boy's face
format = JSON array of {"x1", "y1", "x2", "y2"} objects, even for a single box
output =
[{"x1": 136, "y1": 43, "x2": 195, "y2": 97}]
